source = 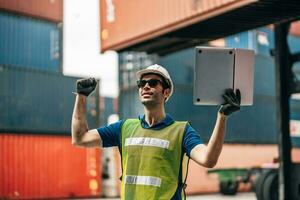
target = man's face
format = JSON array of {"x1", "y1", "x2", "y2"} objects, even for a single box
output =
[{"x1": 138, "y1": 74, "x2": 170, "y2": 106}]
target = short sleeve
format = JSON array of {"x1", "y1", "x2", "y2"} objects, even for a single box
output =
[
  {"x1": 183, "y1": 123, "x2": 204, "y2": 157},
  {"x1": 97, "y1": 120, "x2": 124, "y2": 147}
]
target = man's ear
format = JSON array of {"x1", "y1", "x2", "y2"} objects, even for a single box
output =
[{"x1": 163, "y1": 88, "x2": 171, "y2": 99}]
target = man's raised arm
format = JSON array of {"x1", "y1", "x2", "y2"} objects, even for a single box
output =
[
  {"x1": 71, "y1": 78, "x2": 102, "y2": 148},
  {"x1": 190, "y1": 89, "x2": 241, "y2": 168}
]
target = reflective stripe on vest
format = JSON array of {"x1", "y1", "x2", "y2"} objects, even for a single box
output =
[
  {"x1": 121, "y1": 119, "x2": 188, "y2": 200},
  {"x1": 125, "y1": 137, "x2": 169, "y2": 149},
  {"x1": 125, "y1": 175, "x2": 161, "y2": 187}
]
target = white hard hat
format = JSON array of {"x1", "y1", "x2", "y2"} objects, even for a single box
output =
[{"x1": 136, "y1": 64, "x2": 173, "y2": 102}]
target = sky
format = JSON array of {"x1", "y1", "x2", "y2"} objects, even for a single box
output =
[{"x1": 63, "y1": 0, "x2": 118, "y2": 97}]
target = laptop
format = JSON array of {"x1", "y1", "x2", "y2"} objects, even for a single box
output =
[{"x1": 193, "y1": 46, "x2": 254, "y2": 106}]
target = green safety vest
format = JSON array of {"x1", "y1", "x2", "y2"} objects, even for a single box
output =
[{"x1": 121, "y1": 119, "x2": 189, "y2": 200}]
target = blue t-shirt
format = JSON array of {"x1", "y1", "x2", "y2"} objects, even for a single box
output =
[{"x1": 97, "y1": 114, "x2": 203, "y2": 200}]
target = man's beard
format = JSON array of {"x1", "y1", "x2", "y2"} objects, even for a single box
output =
[
  {"x1": 140, "y1": 91, "x2": 165, "y2": 107},
  {"x1": 141, "y1": 98, "x2": 158, "y2": 107},
  {"x1": 140, "y1": 94, "x2": 161, "y2": 108}
]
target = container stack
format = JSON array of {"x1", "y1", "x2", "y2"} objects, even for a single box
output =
[
  {"x1": 118, "y1": 25, "x2": 300, "y2": 194},
  {"x1": 0, "y1": 1, "x2": 102, "y2": 199},
  {"x1": 119, "y1": 26, "x2": 300, "y2": 145},
  {"x1": 0, "y1": 0, "x2": 62, "y2": 72}
]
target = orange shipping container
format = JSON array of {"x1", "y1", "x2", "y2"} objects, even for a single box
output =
[
  {"x1": 100, "y1": 0, "x2": 256, "y2": 52},
  {"x1": 0, "y1": 134, "x2": 101, "y2": 199},
  {"x1": 290, "y1": 21, "x2": 300, "y2": 37},
  {"x1": 0, "y1": 0, "x2": 63, "y2": 22}
]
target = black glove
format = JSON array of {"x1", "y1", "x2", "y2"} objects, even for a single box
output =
[
  {"x1": 76, "y1": 78, "x2": 97, "y2": 96},
  {"x1": 219, "y1": 89, "x2": 241, "y2": 116}
]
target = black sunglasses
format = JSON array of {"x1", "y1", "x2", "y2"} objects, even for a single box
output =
[{"x1": 137, "y1": 79, "x2": 163, "y2": 88}]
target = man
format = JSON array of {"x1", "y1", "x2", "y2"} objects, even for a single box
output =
[{"x1": 71, "y1": 64, "x2": 241, "y2": 200}]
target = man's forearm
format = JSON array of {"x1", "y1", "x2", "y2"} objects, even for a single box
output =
[
  {"x1": 205, "y1": 112, "x2": 227, "y2": 166},
  {"x1": 71, "y1": 94, "x2": 89, "y2": 144},
  {"x1": 191, "y1": 89, "x2": 240, "y2": 168}
]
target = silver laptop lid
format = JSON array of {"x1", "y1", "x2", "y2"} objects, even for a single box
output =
[{"x1": 193, "y1": 46, "x2": 254, "y2": 106}]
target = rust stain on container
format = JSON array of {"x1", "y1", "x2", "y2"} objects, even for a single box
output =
[
  {"x1": 0, "y1": 0, "x2": 63, "y2": 22},
  {"x1": 100, "y1": 0, "x2": 256, "y2": 52},
  {"x1": 0, "y1": 134, "x2": 102, "y2": 199}
]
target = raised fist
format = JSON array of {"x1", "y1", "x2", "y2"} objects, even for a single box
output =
[{"x1": 76, "y1": 78, "x2": 97, "y2": 97}]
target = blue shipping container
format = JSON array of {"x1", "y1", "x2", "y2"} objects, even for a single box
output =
[
  {"x1": 0, "y1": 12, "x2": 61, "y2": 72},
  {"x1": 225, "y1": 27, "x2": 300, "y2": 57},
  {"x1": 225, "y1": 31, "x2": 255, "y2": 50},
  {"x1": 99, "y1": 97, "x2": 118, "y2": 125},
  {"x1": 0, "y1": 65, "x2": 99, "y2": 134}
]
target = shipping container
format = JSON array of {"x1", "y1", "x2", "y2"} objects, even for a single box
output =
[
  {"x1": 289, "y1": 98, "x2": 300, "y2": 147},
  {"x1": 225, "y1": 31, "x2": 256, "y2": 50},
  {"x1": 0, "y1": 0, "x2": 63, "y2": 22},
  {"x1": 100, "y1": 0, "x2": 300, "y2": 55},
  {"x1": 100, "y1": 0, "x2": 255, "y2": 52},
  {"x1": 119, "y1": 88, "x2": 143, "y2": 119},
  {"x1": 155, "y1": 48, "x2": 194, "y2": 86},
  {"x1": 225, "y1": 26, "x2": 300, "y2": 57},
  {"x1": 119, "y1": 52, "x2": 159, "y2": 89},
  {"x1": 0, "y1": 65, "x2": 100, "y2": 134},
  {"x1": 0, "y1": 133, "x2": 101, "y2": 199},
  {"x1": 222, "y1": 27, "x2": 275, "y2": 57},
  {"x1": 290, "y1": 21, "x2": 300, "y2": 37},
  {"x1": 0, "y1": 12, "x2": 62, "y2": 73},
  {"x1": 99, "y1": 97, "x2": 118, "y2": 125}
]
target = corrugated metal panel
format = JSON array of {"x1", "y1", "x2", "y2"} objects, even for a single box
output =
[
  {"x1": 100, "y1": 0, "x2": 300, "y2": 55},
  {"x1": 100, "y1": 0, "x2": 256, "y2": 52},
  {"x1": 0, "y1": 0, "x2": 63, "y2": 22},
  {"x1": 0, "y1": 12, "x2": 61, "y2": 72},
  {"x1": 0, "y1": 65, "x2": 99, "y2": 134},
  {"x1": 0, "y1": 133, "x2": 101, "y2": 199},
  {"x1": 159, "y1": 48, "x2": 194, "y2": 86}
]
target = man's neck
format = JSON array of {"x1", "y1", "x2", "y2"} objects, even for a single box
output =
[{"x1": 144, "y1": 106, "x2": 166, "y2": 127}]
